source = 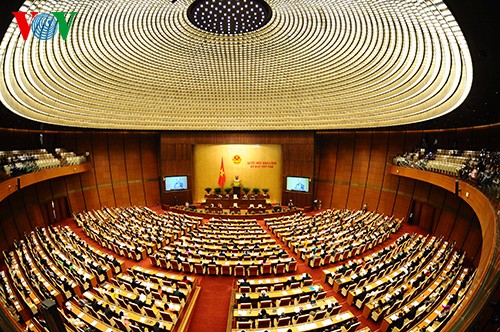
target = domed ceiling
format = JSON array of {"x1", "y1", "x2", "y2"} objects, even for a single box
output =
[{"x1": 0, "y1": 0, "x2": 472, "y2": 130}]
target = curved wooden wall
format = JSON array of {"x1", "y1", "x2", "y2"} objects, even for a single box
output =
[
  {"x1": 390, "y1": 165, "x2": 499, "y2": 332},
  {"x1": 0, "y1": 130, "x2": 161, "y2": 252},
  {"x1": 0, "y1": 163, "x2": 90, "y2": 251},
  {"x1": 0, "y1": 163, "x2": 91, "y2": 202}
]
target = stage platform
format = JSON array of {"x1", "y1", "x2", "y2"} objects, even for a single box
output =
[
  {"x1": 203, "y1": 196, "x2": 269, "y2": 209},
  {"x1": 166, "y1": 206, "x2": 301, "y2": 219}
]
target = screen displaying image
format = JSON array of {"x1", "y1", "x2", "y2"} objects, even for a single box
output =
[
  {"x1": 164, "y1": 176, "x2": 188, "y2": 191},
  {"x1": 286, "y1": 176, "x2": 309, "y2": 192}
]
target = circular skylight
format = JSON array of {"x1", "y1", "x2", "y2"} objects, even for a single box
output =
[{"x1": 187, "y1": 0, "x2": 272, "y2": 35}]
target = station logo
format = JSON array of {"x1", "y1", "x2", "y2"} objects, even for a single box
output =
[{"x1": 13, "y1": 12, "x2": 77, "y2": 41}]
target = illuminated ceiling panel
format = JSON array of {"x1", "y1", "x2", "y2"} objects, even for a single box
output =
[{"x1": 0, "y1": 0, "x2": 472, "y2": 130}]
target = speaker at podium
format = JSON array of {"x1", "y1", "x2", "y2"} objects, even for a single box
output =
[{"x1": 232, "y1": 175, "x2": 242, "y2": 196}]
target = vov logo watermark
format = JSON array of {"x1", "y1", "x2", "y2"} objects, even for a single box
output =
[{"x1": 13, "y1": 12, "x2": 77, "y2": 40}]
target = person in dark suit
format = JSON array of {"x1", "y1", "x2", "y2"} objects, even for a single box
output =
[
  {"x1": 240, "y1": 278, "x2": 251, "y2": 288},
  {"x1": 258, "y1": 309, "x2": 268, "y2": 319},
  {"x1": 131, "y1": 278, "x2": 141, "y2": 289},
  {"x1": 391, "y1": 312, "x2": 404, "y2": 330},
  {"x1": 238, "y1": 293, "x2": 251, "y2": 304},
  {"x1": 448, "y1": 294, "x2": 458, "y2": 307},
  {"x1": 153, "y1": 322, "x2": 166, "y2": 332},
  {"x1": 258, "y1": 290, "x2": 269, "y2": 301},
  {"x1": 406, "y1": 305, "x2": 418, "y2": 321},
  {"x1": 104, "y1": 304, "x2": 114, "y2": 319},
  {"x1": 91, "y1": 298, "x2": 102, "y2": 312},
  {"x1": 173, "y1": 287, "x2": 186, "y2": 301}
]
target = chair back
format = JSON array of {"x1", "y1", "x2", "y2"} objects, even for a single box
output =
[
  {"x1": 159, "y1": 310, "x2": 174, "y2": 322},
  {"x1": 295, "y1": 314, "x2": 309, "y2": 324},
  {"x1": 259, "y1": 300, "x2": 272, "y2": 308},
  {"x1": 277, "y1": 316, "x2": 291, "y2": 326},
  {"x1": 234, "y1": 266, "x2": 245, "y2": 277},
  {"x1": 314, "y1": 309, "x2": 327, "y2": 320},
  {"x1": 237, "y1": 321, "x2": 252, "y2": 329},
  {"x1": 257, "y1": 318, "x2": 271, "y2": 328}
]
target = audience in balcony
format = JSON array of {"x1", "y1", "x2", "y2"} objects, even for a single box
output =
[
  {"x1": 394, "y1": 147, "x2": 500, "y2": 199},
  {"x1": 0, "y1": 148, "x2": 87, "y2": 182}
]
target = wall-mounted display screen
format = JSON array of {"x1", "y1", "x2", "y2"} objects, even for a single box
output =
[
  {"x1": 164, "y1": 175, "x2": 188, "y2": 191},
  {"x1": 286, "y1": 176, "x2": 309, "y2": 192}
]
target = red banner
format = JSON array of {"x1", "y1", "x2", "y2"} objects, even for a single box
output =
[{"x1": 218, "y1": 157, "x2": 226, "y2": 188}]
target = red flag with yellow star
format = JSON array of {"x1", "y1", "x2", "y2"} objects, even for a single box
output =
[{"x1": 218, "y1": 157, "x2": 226, "y2": 188}]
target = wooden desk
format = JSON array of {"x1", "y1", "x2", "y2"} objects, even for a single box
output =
[
  {"x1": 205, "y1": 197, "x2": 268, "y2": 209},
  {"x1": 65, "y1": 302, "x2": 121, "y2": 332},
  {"x1": 129, "y1": 266, "x2": 196, "y2": 285},
  {"x1": 233, "y1": 295, "x2": 338, "y2": 318},
  {"x1": 235, "y1": 284, "x2": 322, "y2": 304},
  {"x1": 410, "y1": 269, "x2": 469, "y2": 332},
  {"x1": 231, "y1": 310, "x2": 355, "y2": 332},
  {"x1": 236, "y1": 274, "x2": 311, "y2": 291},
  {"x1": 83, "y1": 291, "x2": 174, "y2": 331},
  {"x1": 0, "y1": 270, "x2": 29, "y2": 322}
]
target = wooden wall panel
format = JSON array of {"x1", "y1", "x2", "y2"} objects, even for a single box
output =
[
  {"x1": 471, "y1": 125, "x2": 490, "y2": 149},
  {"x1": 434, "y1": 207, "x2": 455, "y2": 239},
  {"x1": 412, "y1": 181, "x2": 431, "y2": 202},
  {"x1": 449, "y1": 209, "x2": 473, "y2": 249},
  {"x1": 416, "y1": 202, "x2": 436, "y2": 231},
  {"x1": 113, "y1": 184, "x2": 130, "y2": 208},
  {"x1": 316, "y1": 183, "x2": 333, "y2": 208},
  {"x1": 76, "y1": 134, "x2": 100, "y2": 210},
  {"x1": 393, "y1": 177, "x2": 414, "y2": 218},
  {"x1": 378, "y1": 192, "x2": 396, "y2": 216},
  {"x1": 50, "y1": 177, "x2": 67, "y2": 199},
  {"x1": 92, "y1": 133, "x2": 115, "y2": 207},
  {"x1": 332, "y1": 184, "x2": 349, "y2": 209},
  {"x1": 108, "y1": 134, "x2": 128, "y2": 183},
  {"x1": 347, "y1": 132, "x2": 371, "y2": 209},
  {"x1": 329, "y1": 133, "x2": 355, "y2": 209},
  {"x1": 347, "y1": 186, "x2": 364, "y2": 211},
  {"x1": 471, "y1": 220, "x2": 483, "y2": 267},
  {"x1": 35, "y1": 181, "x2": 53, "y2": 204},
  {"x1": 378, "y1": 132, "x2": 404, "y2": 215},
  {"x1": 129, "y1": 182, "x2": 146, "y2": 207},
  {"x1": 22, "y1": 186, "x2": 44, "y2": 228},
  {"x1": 7, "y1": 193, "x2": 31, "y2": 238},
  {"x1": 333, "y1": 134, "x2": 355, "y2": 185},
  {"x1": 363, "y1": 188, "x2": 381, "y2": 213},
  {"x1": 315, "y1": 133, "x2": 338, "y2": 207},
  {"x1": 141, "y1": 135, "x2": 160, "y2": 206},
  {"x1": 0, "y1": 203, "x2": 17, "y2": 251},
  {"x1": 402, "y1": 131, "x2": 423, "y2": 152},
  {"x1": 124, "y1": 135, "x2": 146, "y2": 206},
  {"x1": 66, "y1": 174, "x2": 85, "y2": 212},
  {"x1": 366, "y1": 132, "x2": 389, "y2": 197}
]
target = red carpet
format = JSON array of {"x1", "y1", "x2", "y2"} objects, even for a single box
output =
[
  {"x1": 55, "y1": 210, "x2": 429, "y2": 332},
  {"x1": 188, "y1": 275, "x2": 234, "y2": 332}
]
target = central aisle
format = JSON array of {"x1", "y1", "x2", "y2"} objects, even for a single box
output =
[{"x1": 188, "y1": 276, "x2": 234, "y2": 332}]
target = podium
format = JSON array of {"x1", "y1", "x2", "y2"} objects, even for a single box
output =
[{"x1": 233, "y1": 186, "x2": 241, "y2": 196}]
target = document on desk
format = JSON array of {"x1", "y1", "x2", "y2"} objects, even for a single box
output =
[{"x1": 322, "y1": 318, "x2": 333, "y2": 326}]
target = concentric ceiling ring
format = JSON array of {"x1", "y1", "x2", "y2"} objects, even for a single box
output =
[{"x1": 0, "y1": 0, "x2": 472, "y2": 130}]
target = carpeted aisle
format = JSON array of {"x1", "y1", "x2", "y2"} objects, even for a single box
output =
[{"x1": 188, "y1": 276, "x2": 234, "y2": 332}]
